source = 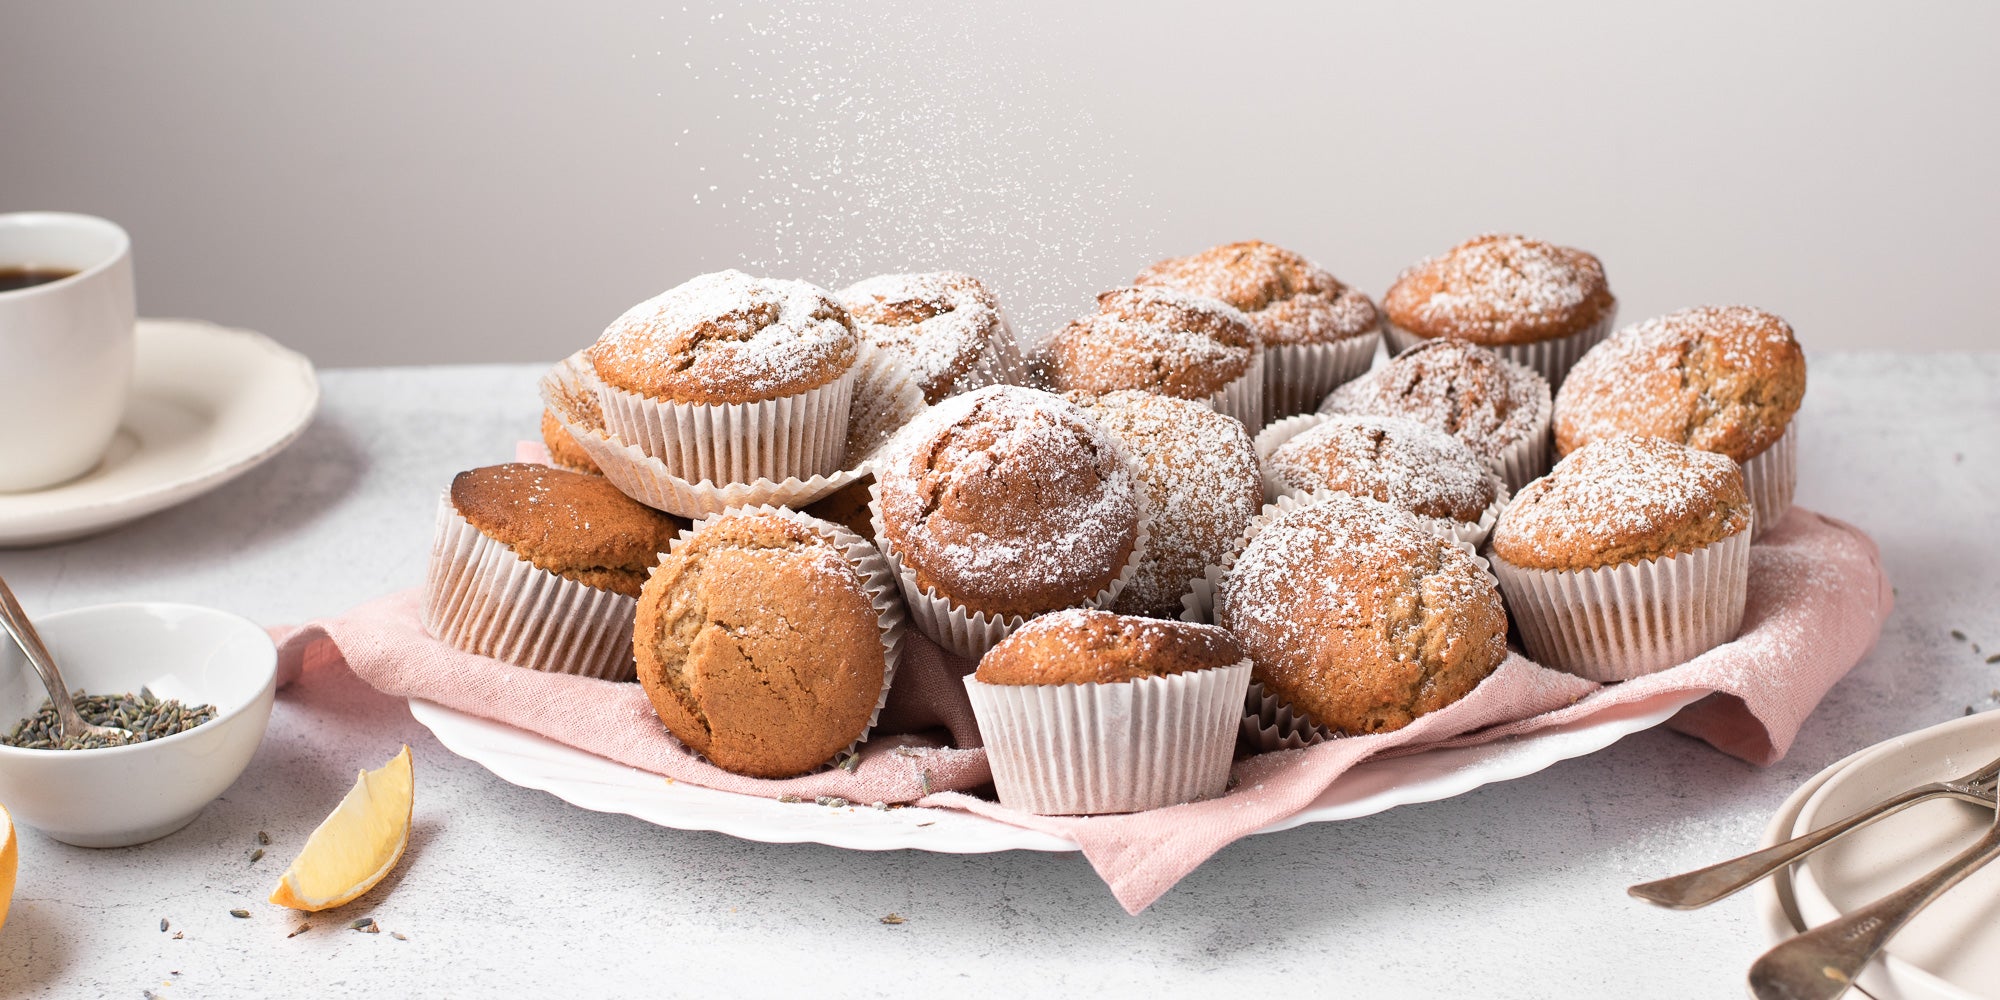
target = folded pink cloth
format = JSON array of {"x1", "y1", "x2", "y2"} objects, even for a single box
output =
[{"x1": 273, "y1": 507, "x2": 1889, "y2": 914}]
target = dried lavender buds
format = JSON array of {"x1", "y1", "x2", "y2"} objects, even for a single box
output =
[{"x1": 1, "y1": 689, "x2": 216, "y2": 750}]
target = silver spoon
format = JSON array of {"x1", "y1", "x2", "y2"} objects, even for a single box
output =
[{"x1": 0, "y1": 573, "x2": 134, "y2": 747}]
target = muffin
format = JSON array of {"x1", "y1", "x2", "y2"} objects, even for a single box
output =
[
  {"x1": 839, "y1": 271, "x2": 1023, "y2": 405},
  {"x1": 1040, "y1": 286, "x2": 1264, "y2": 429},
  {"x1": 1490, "y1": 435, "x2": 1754, "y2": 681},
  {"x1": 540, "y1": 409, "x2": 601, "y2": 475},
  {"x1": 965, "y1": 610, "x2": 1251, "y2": 814},
  {"x1": 422, "y1": 463, "x2": 687, "y2": 680},
  {"x1": 1555, "y1": 306, "x2": 1806, "y2": 538},
  {"x1": 1382, "y1": 233, "x2": 1617, "y2": 388},
  {"x1": 588, "y1": 269, "x2": 859, "y2": 485},
  {"x1": 1136, "y1": 240, "x2": 1382, "y2": 423},
  {"x1": 1259, "y1": 413, "x2": 1506, "y2": 547},
  {"x1": 872, "y1": 384, "x2": 1144, "y2": 658},
  {"x1": 634, "y1": 509, "x2": 897, "y2": 779},
  {"x1": 1216, "y1": 494, "x2": 1507, "y2": 738},
  {"x1": 1319, "y1": 338, "x2": 1553, "y2": 492},
  {"x1": 1071, "y1": 390, "x2": 1261, "y2": 619}
]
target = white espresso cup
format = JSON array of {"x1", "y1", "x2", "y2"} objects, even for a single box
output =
[{"x1": 0, "y1": 212, "x2": 136, "y2": 492}]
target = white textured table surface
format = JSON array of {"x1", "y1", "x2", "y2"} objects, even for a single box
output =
[{"x1": 0, "y1": 353, "x2": 1995, "y2": 999}]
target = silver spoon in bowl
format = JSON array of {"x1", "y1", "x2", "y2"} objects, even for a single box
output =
[{"x1": 0, "y1": 573, "x2": 135, "y2": 748}]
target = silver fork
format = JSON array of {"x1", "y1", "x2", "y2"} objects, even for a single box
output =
[{"x1": 1628, "y1": 751, "x2": 2000, "y2": 909}]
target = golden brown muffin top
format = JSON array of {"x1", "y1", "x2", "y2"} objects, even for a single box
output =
[
  {"x1": 839, "y1": 271, "x2": 1008, "y2": 405},
  {"x1": 1133, "y1": 240, "x2": 1380, "y2": 347},
  {"x1": 590, "y1": 269, "x2": 859, "y2": 405},
  {"x1": 540, "y1": 409, "x2": 602, "y2": 475},
  {"x1": 634, "y1": 511, "x2": 885, "y2": 779},
  {"x1": 975, "y1": 609, "x2": 1246, "y2": 685},
  {"x1": 1267, "y1": 414, "x2": 1500, "y2": 524},
  {"x1": 1383, "y1": 233, "x2": 1616, "y2": 345},
  {"x1": 876, "y1": 385, "x2": 1141, "y2": 620},
  {"x1": 1217, "y1": 495, "x2": 1507, "y2": 737},
  {"x1": 1042, "y1": 286, "x2": 1258, "y2": 400},
  {"x1": 1319, "y1": 339, "x2": 1551, "y2": 463},
  {"x1": 1555, "y1": 305, "x2": 1806, "y2": 462},
  {"x1": 1491, "y1": 435, "x2": 1753, "y2": 571},
  {"x1": 1072, "y1": 390, "x2": 1262, "y2": 619},
  {"x1": 450, "y1": 463, "x2": 686, "y2": 596}
]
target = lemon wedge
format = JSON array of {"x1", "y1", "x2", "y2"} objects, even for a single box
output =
[
  {"x1": 269, "y1": 746, "x2": 414, "y2": 911},
  {"x1": 1, "y1": 802, "x2": 16, "y2": 933}
]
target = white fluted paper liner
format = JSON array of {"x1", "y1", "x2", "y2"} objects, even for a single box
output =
[
  {"x1": 1490, "y1": 385, "x2": 1554, "y2": 495},
  {"x1": 1492, "y1": 526, "x2": 1751, "y2": 683},
  {"x1": 421, "y1": 495, "x2": 638, "y2": 681},
  {"x1": 541, "y1": 353, "x2": 865, "y2": 518},
  {"x1": 953, "y1": 316, "x2": 1028, "y2": 395},
  {"x1": 1262, "y1": 329, "x2": 1381, "y2": 425},
  {"x1": 660, "y1": 505, "x2": 906, "y2": 766},
  {"x1": 1741, "y1": 420, "x2": 1797, "y2": 542},
  {"x1": 1241, "y1": 680, "x2": 1333, "y2": 752},
  {"x1": 867, "y1": 480, "x2": 1153, "y2": 661},
  {"x1": 1382, "y1": 305, "x2": 1616, "y2": 392},
  {"x1": 595, "y1": 360, "x2": 856, "y2": 485},
  {"x1": 1251, "y1": 413, "x2": 1510, "y2": 549},
  {"x1": 964, "y1": 660, "x2": 1252, "y2": 815},
  {"x1": 1205, "y1": 345, "x2": 1266, "y2": 430},
  {"x1": 844, "y1": 344, "x2": 934, "y2": 472}
]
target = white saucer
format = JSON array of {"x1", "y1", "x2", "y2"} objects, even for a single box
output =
[
  {"x1": 1756, "y1": 745, "x2": 1886, "y2": 1000},
  {"x1": 1789, "y1": 711, "x2": 2000, "y2": 1000},
  {"x1": 0, "y1": 318, "x2": 318, "y2": 546}
]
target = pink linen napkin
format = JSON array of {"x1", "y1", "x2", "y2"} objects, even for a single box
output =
[{"x1": 272, "y1": 507, "x2": 1889, "y2": 914}]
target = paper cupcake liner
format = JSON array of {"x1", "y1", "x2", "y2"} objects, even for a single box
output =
[
  {"x1": 1383, "y1": 306, "x2": 1616, "y2": 392},
  {"x1": 1207, "y1": 346, "x2": 1267, "y2": 430},
  {"x1": 1741, "y1": 420, "x2": 1797, "y2": 542},
  {"x1": 595, "y1": 360, "x2": 856, "y2": 486},
  {"x1": 1490, "y1": 385, "x2": 1554, "y2": 495},
  {"x1": 949, "y1": 316, "x2": 1028, "y2": 396},
  {"x1": 965, "y1": 659, "x2": 1252, "y2": 815},
  {"x1": 868, "y1": 480, "x2": 1153, "y2": 661},
  {"x1": 420, "y1": 495, "x2": 638, "y2": 681},
  {"x1": 1241, "y1": 680, "x2": 1333, "y2": 753},
  {"x1": 541, "y1": 354, "x2": 864, "y2": 518},
  {"x1": 844, "y1": 344, "x2": 934, "y2": 472},
  {"x1": 1251, "y1": 413, "x2": 1510, "y2": 549},
  {"x1": 657, "y1": 505, "x2": 907, "y2": 769},
  {"x1": 1492, "y1": 526, "x2": 1751, "y2": 682},
  {"x1": 1262, "y1": 330, "x2": 1381, "y2": 425}
]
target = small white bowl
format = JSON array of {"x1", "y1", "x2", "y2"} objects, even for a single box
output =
[{"x1": 0, "y1": 603, "x2": 276, "y2": 847}]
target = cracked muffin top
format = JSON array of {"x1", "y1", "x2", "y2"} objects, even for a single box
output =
[
  {"x1": 450, "y1": 463, "x2": 686, "y2": 597},
  {"x1": 875, "y1": 385, "x2": 1142, "y2": 620},
  {"x1": 1216, "y1": 494, "x2": 1507, "y2": 737},
  {"x1": 1383, "y1": 233, "x2": 1615, "y2": 345},
  {"x1": 1319, "y1": 338, "x2": 1551, "y2": 464},
  {"x1": 633, "y1": 510, "x2": 886, "y2": 778},
  {"x1": 839, "y1": 271, "x2": 1011, "y2": 405},
  {"x1": 1133, "y1": 240, "x2": 1379, "y2": 347},
  {"x1": 1041, "y1": 286, "x2": 1258, "y2": 401},
  {"x1": 1491, "y1": 435, "x2": 1753, "y2": 571},
  {"x1": 975, "y1": 609, "x2": 1246, "y2": 686},
  {"x1": 591, "y1": 269, "x2": 859, "y2": 405},
  {"x1": 1554, "y1": 305, "x2": 1806, "y2": 463},
  {"x1": 1265, "y1": 414, "x2": 1500, "y2": 524}
]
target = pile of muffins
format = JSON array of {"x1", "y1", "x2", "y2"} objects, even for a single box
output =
[{"x1": 420, "y1": 233, "x2": 1807, "y2": 816}]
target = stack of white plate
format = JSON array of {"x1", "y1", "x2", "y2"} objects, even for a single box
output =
[{"x1": 1756, "y1": 711, "x2": 2000, "y2": 1000}]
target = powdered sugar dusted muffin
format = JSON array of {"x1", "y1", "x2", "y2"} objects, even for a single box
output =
[
  {"x1": 1555, "y1": 306, "x2": 1805, "y2": 537},
  {"x1": 1072, "y1": 390, "x2": 1261, "y2": 619},
  {"x1": 1489, "y1": 435, "x2": 1753, "y2": 680},
  {"x1": 1041, "y1": 286, "x2": 1263, "y2": 428},
  {"x1": 1319, "y1": 339, "x2": 1552, "y2": 492},
  {"x1": 1382, "y1": 233, "x2": 1617, "y2": 388},
  {"x1": 838, "y1": 271, "x2": 1021, "y2": 405},
  {"x1": 965, "y1": 610, "x2": 1251, "y2": 814},
  {"x1": 1135, "y1": 240, "x2": 1382, "y2": 423},
  {"x1": 1216, "y1": 494, "x2": 1507, "y2": 736},
  {"x1": 1263, "y1": 414, "x2": 1503, "y2": 545},
  {"x1": 873, "y1": 385, "x2": 1143, "y2": 652}
]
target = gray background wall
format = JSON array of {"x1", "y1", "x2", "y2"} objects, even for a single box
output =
[{"x1": 3, "y1": 0, "x2": 1995, "y2": 366}]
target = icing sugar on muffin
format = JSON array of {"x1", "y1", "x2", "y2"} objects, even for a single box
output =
[
  {"x1": 592, "y1": 269, "x2": 857, "y2": 405},
  {"x1": 634, "y1": 510, "x2": 890, "y2": 779},
  {"x1": 1319, "y1": 338, "x2": 1552, "y2": 491},
  {"x1": 1216, "y1": 494, "x2": 1507, "y2": 736},
  {"x1": 874, "y1": 384, "x2": 1142, "y2": 632},
  {"x1": 1072, "y1": 390, "x2": 1261, "y2": 619},
  {"x1": 975, "y1": 609, "x2": 1246, "y2": 686},
  {"x1": 1382, "y1": 233, "x2": 1616, "y2": 388},
  {"x1": 1040, "y1": 286, "x2": 1262, "y2": 427},
  {"x1": 1263, "y1": 414, "x2": 1502, "y2": 543},
  {"x1": 838, "y1": 271, "x2": 1019, "y2": 405}
]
